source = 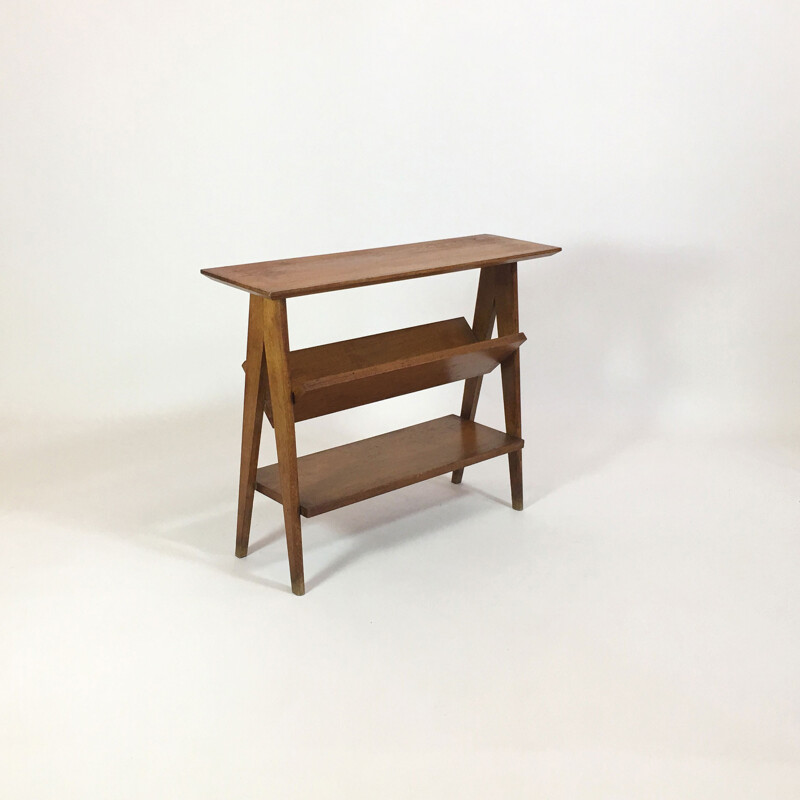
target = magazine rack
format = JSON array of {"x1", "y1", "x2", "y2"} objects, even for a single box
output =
[{"x1": 202, "y1": 234, "x2": 561, "y2": 594}]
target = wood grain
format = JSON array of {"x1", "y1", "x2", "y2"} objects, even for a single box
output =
[
  {"x1": 452, "y1": 266, "x2": 498, "y2": 484},
  {"x1": 290, "y1": 317, "x2": 474, "y2": 385},
  {"x1": 262, "y1": 298, "x2": 305, "y2": 595},
  {"x1": 494, "y1": 263, "x2": 524, "y2": 510},
  {"x1": 207, "y1": 233, "x2": 561, "y2": 594},
  {"x1": 255, "y1": 415, "x2": 524, "y2": 517},
  {"x1": 290, "y1": 323, "x2": 525, "y2": 421},
  {"x1": 235, "y1": 295, "x2": 269, "y2": 558},
  {"x1": 201, "y1": 234, "x2": 560, "y2": 299}
]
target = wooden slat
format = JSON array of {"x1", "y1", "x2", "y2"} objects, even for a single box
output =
[
  {"x1": 255, "y1": 415, "x2": 524, "y2": 517},
  {"x1": 291, "y1": 330, "x2": 526, "y2": 421},
  {"x1": 290, "y1": 317, "x2": 474, "y2": 386},
  {"x1": 453, "y1": 266, "x2": 498, "y2": 484},
  {"x1": 201, "y1": 234, "x2": 560, "y2": 299}
]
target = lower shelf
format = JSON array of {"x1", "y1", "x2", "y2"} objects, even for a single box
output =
[{"x1": 255, "y1": 414, "x2": 523, "y2": 517}]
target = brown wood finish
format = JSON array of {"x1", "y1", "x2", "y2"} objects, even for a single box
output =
[
  {"x1": 203, "y1": 233, "x2": 560, "y2": 593},
  {"x1": 290, "y1": 317, "x2": 474, "y2": 384},
  {"x1": 235, "y1": 295, "x2": 269, "y2": 558},
  {"x1": 262, "y1": 298, "x2": 305, "y2": 595},
  {"x1": 201, "y1": 234, "x2": 560, "y2": 299},
  {"x1": 452, "y1": 266, "x2": 498, "y2": 484},
  {"x1": 292, "y1": 329, "x2": 526, "y2": 421},
  {"x1": 255, "y1": 415, "x2": 523, "y2": 517},
  {"x1": 247, "y1": 317, "x2": 478, "y2": 424},
  {"x1": 494, "y1": 263, "x2": 524, "y2": 511},
  {"x1": 241, "y1": 359, "x2": 273, "y2": 426}
]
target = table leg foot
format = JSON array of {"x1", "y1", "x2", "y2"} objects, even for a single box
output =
[{"x1": 509, "y1": 451, "x2": 523, "y2": 510}]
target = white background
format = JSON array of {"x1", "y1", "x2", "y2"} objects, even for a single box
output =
[{"x1": 2, "y1": 1, "x2": 799, "y2": 797}]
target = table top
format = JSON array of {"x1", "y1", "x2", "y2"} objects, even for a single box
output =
[{"x1": 201, "y1": 234, "x2": 560, "y2": 299}]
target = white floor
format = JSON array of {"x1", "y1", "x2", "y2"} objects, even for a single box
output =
[{"x1": 2, "y1": 404, "x2": 799, "y2": 798}]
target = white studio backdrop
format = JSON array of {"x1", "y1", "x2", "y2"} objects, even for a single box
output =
[
  {"x1": 2, "y1": 0, "x2": 799, "y2": 437},
  {"x1": 4, "y1": 5, "x2": 800, "y2": 798}
]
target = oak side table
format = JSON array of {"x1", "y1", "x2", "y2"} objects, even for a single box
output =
[{"x1": 202, "y1": 234, "x2": 561, "y2": 594}]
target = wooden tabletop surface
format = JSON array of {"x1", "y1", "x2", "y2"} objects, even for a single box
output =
[{"x1": 201, "y1": 234, "x2": 560, "y2": 299}]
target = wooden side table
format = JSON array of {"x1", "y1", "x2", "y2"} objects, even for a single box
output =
[{"x1": 202, "y1": 234, "x2": 561, "y2": 594}]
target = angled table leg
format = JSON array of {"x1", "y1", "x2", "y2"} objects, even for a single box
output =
[
  {"x1": 236, "y1": 295, "x2": 269, "y2": 558},
  {"x1": 452, "y1": 266, "x2": 497, "y2": 484},
  {"x1": 494, "y1": 262, "x2": 523, "y2": 510},
  {"x1": 263, "y1": 298, "x2": 305, "y2": 596}
]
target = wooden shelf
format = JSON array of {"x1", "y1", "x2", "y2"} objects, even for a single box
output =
[
  {"x1": 288, "y1": 318, "x2": 525, "y2": 421},
  {"x1": 201, "y1": 234, "x2": 560, "y2": 298},
  {"x1": 255, "y1": 415, "x2": 524, "y2": 517},
  {"x1": 290, "y1": 317, "x2": 474, "y2": 381},
  {"x1": 201, "y1": 235, "x2": 561, "y2": 594}
]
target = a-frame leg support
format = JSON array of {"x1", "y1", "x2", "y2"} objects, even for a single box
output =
[
  {"x1": 452, "y1": 263, "x2": 523, "y2": 510},
  {"x1": 263, "y1": 298, "x2": 305, "y2": 595},
  {"x1": 235, "y1": 294, "x2": 305, "y2": 595},
  {"x1": 495, "y1": 263, "x2": 523, "y2": 510},
  {"x1": 452, "y1": 266, "x2": 497, "y2": 484},
  {"x1": 236, "y1": 295, "x2": 269, "y2": 558}
]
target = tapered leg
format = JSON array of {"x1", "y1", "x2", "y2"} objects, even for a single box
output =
[
  {"x1": 262, "y1": 298, "x2": 305, "y2": 595},
  {"x1": 236, "y1": 295, "x2": 269, "y2": 557},
  {"x1": 494, "y1": 263, "x2": 523, "y2": 510},
  {"x1": 452, "y1": 266, "x2": 498, "y2": 484}
]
